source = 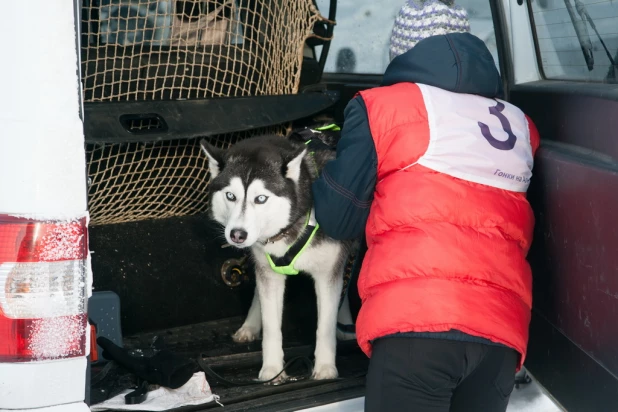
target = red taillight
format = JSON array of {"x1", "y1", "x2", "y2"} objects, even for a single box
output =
[{"x1": 0, "y1": 216, "x2": 88, "y2": 362}]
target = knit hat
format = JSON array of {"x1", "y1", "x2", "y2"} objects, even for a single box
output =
[{"x1": 389, "y1": 0, "x2": 471, "y2": 61}]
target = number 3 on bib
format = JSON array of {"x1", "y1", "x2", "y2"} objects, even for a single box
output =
[{"x1": 478, "y1": 101, "x2": 517, "y2": 151}]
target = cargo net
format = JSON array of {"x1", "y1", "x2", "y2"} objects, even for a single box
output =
[
  {"x1": 80, "y1": 0, "x2": 328, "y2": 225},
  {"x1": 86, "y1": 126, "x2": 289, "y2": 226},
  {"x1": 81, "y1": 0, "x2": 325, "y2": 101}
]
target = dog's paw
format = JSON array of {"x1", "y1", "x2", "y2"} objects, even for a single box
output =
[
  {"x1": 312, "y1": 363, "x2": 338, "y2": 380},
  {"x1": 258, "y1": 365, "x2": 287, "y2": 383},
  {"x1": 232, "y1": 325, "x2": 260, "y2": 343}
]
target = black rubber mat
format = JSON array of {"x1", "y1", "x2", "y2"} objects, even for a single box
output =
[{"x1": 90, "y1": 317, "x2": 368, "y2": 410}]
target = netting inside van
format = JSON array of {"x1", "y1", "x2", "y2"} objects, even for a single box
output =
[
  {"x1": 81, "y1": 0, "x2": 326, "y2": 225},
  {"x1": 86, "y1": 126, "x2": 288, "y2": 226}
]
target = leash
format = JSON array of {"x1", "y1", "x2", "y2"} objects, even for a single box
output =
[
  {"x1": 198, "y1": 353, "x2": 367, "y2": 388},
  {"x1": 198, "y1": 354, "x2": 315, "y2": 387}
]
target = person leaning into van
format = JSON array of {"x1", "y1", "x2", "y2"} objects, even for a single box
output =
[{"x1": 312, "y1": 1, "x2": 540, "y2": 411}]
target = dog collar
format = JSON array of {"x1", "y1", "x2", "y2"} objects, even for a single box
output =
[
  {"x1": 265, "y1": 208, "x2": 319, "y2": 276},
  {"x1": 264, "y1": 227, "x2": 293, "y2": 244},
  {"x1": 313, "y1": 123, "x2": 341, "y2": 132}
]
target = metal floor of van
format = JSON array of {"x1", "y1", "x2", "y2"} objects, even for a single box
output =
[{"x1": 90, "y1": 316, "x2": 369, "y2": 410}]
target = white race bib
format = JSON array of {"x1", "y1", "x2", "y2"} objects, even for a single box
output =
[{"x1": 412, "y1": 84, "x2": 533, "y2": 192}]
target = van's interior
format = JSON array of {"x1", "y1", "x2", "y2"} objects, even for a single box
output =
[{"x1": 83, "y1": 0, "x2": 618, "y2": 411}]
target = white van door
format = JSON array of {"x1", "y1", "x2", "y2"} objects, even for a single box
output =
[{"x1": 0, "y1": 1, "x2": 91, "y2": 411}]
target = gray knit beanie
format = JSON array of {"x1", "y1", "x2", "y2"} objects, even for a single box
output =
[{"x1": 389, "y1": 0, "x2": 471, "y2": 61}]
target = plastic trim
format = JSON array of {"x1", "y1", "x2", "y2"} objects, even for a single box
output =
[{"x1": 83, "y1": 91, "x2": 340, "y2": 143}]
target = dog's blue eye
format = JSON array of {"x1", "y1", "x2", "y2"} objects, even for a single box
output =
[
  {"x1": 225, "y1": 192, "x2": 236, "y2": 201},
  {"x1": 255, "y1": 195, "x2": 268, "y2": 204}
]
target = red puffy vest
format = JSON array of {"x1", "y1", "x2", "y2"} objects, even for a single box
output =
[{"x1": 355, "y1": 83, "x2": 540, "y2": 369}]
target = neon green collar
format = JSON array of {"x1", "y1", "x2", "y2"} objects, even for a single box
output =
[
  {"x1": 265, "y1": 208, "x2": 319, "y2": 275},
  {"x1": 314, "y1": 124, "x2": 341, "y2": 132}
]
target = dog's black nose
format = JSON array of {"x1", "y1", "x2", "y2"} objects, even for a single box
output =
[{"x1": 230, "y1": 229, "x2": 248, "y2": 244}]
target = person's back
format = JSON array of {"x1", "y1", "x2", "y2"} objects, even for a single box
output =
[{"x1": 312, "y1": 1, "x2": 540, "y2": 411}]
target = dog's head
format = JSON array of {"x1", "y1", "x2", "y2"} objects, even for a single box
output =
[{"x1": 200, "y1": 135, "x2": 312, "y2": 248}]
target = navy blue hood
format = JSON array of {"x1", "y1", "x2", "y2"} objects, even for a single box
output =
[{"x1": 382, "y1": 32, "x2": 503, "y2": 99}]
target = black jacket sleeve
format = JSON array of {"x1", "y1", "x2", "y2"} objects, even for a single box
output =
[{"x1": 311, "y1": 96, "x2": 378, "y2": 240}]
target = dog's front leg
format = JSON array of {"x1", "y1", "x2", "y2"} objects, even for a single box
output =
[
  {"x1": 232, "y1": 287, "x2": 262, "y2": 343},
  {"x1": 256, "y1": 265, "x2": 287, "y2": 382},
  {"x1": 312, "y1": 272, "x2": 343, "y2": 380}
]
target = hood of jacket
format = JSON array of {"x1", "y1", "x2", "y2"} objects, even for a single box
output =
[{"x1": 382, "y1": 32, "x2": 503, "y2": 98}]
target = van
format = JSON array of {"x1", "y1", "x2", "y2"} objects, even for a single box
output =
[{"x1": 1, "y1": 0, "x2": 617, "y2": 411}]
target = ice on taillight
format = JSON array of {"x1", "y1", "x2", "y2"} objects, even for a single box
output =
[
  {"x1": 37, "y1": 223, "x2": 85, "y2": 262},
  {"x1": 0, "y1": 216, "x2": 89, "y2": 362},
  {"x1": 0, "y1": 260, "x2": 86, "y2": 319},
  {"x1": 26, "y1": 315, "x2": 87, "y2": 359}
]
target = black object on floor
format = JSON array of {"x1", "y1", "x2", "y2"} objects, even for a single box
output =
[
  {"x1": 98, "y1": 336, "x2": 197, "y2": 390},
  {"x1": 124, "y1": 379, "x2": 150, "y2": 405}
]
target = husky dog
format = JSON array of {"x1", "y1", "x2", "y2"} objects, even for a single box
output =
[{"x1": 200, "y1": 134, "x2": 353, "y2": 381}]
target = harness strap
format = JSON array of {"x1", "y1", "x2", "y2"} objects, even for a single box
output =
[
  {"x1": 314, "y1": 123, "x2": 341, "y2": 132},
  {"x1": 266, "y1": 208, "x2": 319, "y2": 276}
]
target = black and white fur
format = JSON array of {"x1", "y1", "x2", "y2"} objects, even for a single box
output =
[{"x1": 200, "y1": 135, "x2": 353, "y2": 381}]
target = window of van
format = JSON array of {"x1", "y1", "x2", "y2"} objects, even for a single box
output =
[
  {"x1": 315, "y1": 0, "x2": 500, "y2": 75},
  {"x1": 529, "y1": 0, "x2": 618, "y2": 83}
]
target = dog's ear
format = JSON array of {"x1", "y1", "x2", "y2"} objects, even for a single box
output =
[
  {"x1": 283, "y1": 146, "x2": 308, "y2": 183},
  {"x1": 200, "y1": 139, "x2": 225, "y2": 178}
]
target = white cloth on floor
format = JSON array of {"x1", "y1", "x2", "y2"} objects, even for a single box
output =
[{"x1": 90, "y1": 372, "x2": 221, "y2": 411}]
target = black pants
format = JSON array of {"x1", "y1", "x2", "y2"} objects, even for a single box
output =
[{"x1": 365, "y1": 336, "x2": 518, "y2": 412}]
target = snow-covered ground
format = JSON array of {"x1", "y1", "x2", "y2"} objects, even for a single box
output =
[
  {"x1": 298, "y1": 374, "x2": 563, "y2": 411},
  {"x1": 507, "y1": 376, "x2": 563, "y2": 412}
]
